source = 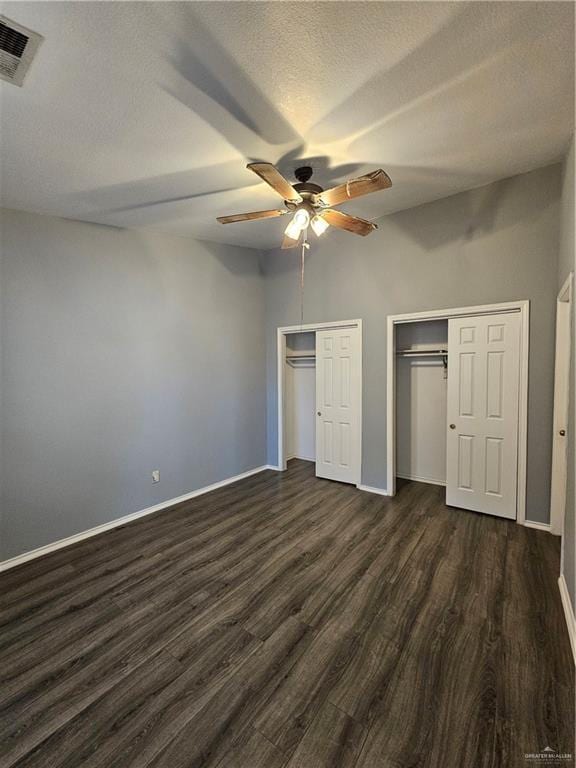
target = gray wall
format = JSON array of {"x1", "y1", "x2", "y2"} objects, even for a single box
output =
[
  {"x1": 263, "y1": 164, "x2": 562, "y2": 524},
  {"x1": 0, "y1": 209, "x2": 266, "y2": 560},
  {"x1": 0, "y1": 161, "x2": 565, "y2": 560},
  {"x1": 558, "y1": 135, "x2": 575, "y2": 612}
]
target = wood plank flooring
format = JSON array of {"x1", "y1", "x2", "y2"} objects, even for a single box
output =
[{"x1": 0, "y1": 460, "x2": 573, "y2": 768}]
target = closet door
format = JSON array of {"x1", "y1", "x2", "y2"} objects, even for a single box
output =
[
  {"x1": 315, "y1": 327, "x2": 361, "y2": 485},
  {"x1": 446, "y1": 313, "x2": 520, "y2": 519}
]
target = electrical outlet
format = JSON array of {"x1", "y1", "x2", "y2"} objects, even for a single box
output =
[{"x1": 152, "y1": 470, "x2": 160, "y2": 484}]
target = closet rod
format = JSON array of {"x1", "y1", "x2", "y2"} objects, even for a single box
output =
[{"x1": 397, "y1": 349, "x2": 448, "y2": 376}]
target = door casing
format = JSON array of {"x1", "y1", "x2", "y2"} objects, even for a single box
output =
[
  {"x1": 276, "y1": 319, "x2": 362, "y2": 486},
  {"x1": 550, "y1": 273, "x2": 573, "y2": 536},
  {"x1": 386, "y1": 301, "x2": 530, "y2": 526}
]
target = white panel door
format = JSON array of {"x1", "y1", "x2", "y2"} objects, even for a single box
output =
[
  {"x1": 315, "y1": 327, "x2": 361, "y2": 484},
  {"x1": 446, "y1": 313, "x2": 521, "y2": 519}
]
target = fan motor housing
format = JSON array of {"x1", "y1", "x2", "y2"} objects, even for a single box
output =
[
  {"x1": 285, "y1": 166, "x2": 323, "y2": 207},
  {"x1": 294, "y1": 166, "x2": 323, "y2": 195},
  {"x1": 294, "y1": 181, "x2": 323, "y2": 195}
]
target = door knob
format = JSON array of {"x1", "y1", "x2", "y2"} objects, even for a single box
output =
[
  {"x1": 449, "y1": 424, "x2": 456, "y2": 430},
  {"x1": 559, "y1": 429, "x2": 566, "y2": 436},
  {"x1": 317, "y1": 411, "x2": 322, "y2": 416}
]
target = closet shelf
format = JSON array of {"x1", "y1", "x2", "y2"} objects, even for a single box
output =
[
  {"x1": 396, "y1": 348, "x2": 448, "y2": 357},
  {"x1": 286, "y1": 351, "x2": 316, "y2": 368},
  {"x1": 397, "y1": 348, "x2": 448, "y2": 376},
  {"x1": 286, "y1": 351, "x2": 316, "y2": 360},
  {"x1": 287, "y1": 358, "x2": 315, "y2": 368}
]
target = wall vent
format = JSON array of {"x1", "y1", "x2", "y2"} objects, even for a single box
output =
[{"x1": 0, "y1": 15, "x2": 43, "y2": 87}]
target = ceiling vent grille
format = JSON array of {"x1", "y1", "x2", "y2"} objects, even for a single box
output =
[{"x1": 0, "y1": 15, "x2": 43, "y2": 87}]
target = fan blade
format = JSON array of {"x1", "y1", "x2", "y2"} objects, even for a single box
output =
[
  {"x1": 322, "y1": 209, "x2": 377, "y2": 236},
  {"x1": 247, "y1": 163, "x2": 303, "y2": 203},
  {"x1": 316, "y1": 169, "x2": 391, "y2": 207},
  {"x1": 282, "y1": 233, "x2": 300, "y2": 249},
  {"x1": 217, "y1": 209, "x2": 286, "y2": 224}
]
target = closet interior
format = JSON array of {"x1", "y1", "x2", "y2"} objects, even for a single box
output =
[
  {"x1": 396, "y1": 319, "x2": 448, "y2": 486},
  {"x1": 285, "y1": 331, "x2": 316, "y2": 462}
]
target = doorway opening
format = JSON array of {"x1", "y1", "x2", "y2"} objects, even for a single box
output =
[{"x1": 277, "y1": 319, "x2": 362, "y2": 486}]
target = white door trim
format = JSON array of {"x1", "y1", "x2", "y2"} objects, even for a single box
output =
[
  {"x1": 551, "y1": 272, "x2": 573, "y2": 540},
  {"x1": 386, "y1": 300, "x2": 530, "y2": 525},
  {"x1": 559, "y1": 573, "x2": 576, "y2": 663},
  {"x1": 277, "y1": 319, "x2": 362, "y2": 483}
]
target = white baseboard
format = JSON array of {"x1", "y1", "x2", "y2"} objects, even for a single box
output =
[
  {"x1": 357, "y1": 484, "x2": 390, "y2": 496},
  {"x1": 558, "y1": 573, "x2": 576, "y2": 663},
  {"x1": 523, "y1": 520, "x2": 552, "y2": 532},
  {"x1": 0, "y1": 464, "x2": 273, "y2": 573},
  {"x1": 396, "y1": 473, "x2": 446, "y2": 487}
]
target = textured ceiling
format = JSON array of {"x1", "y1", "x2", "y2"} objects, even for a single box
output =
[{"x1": 1, "y1": 1, "x2": 574, "y2": 250}]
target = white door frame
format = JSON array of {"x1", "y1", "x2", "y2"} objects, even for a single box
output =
[
  {"x1": 551, "y1": 272, "x2": 573, "y2": 536},
  {"x1": 277, "y1": 319, "x2": 362, "y2": 482},
  {"x1": 386, "y1": 300, "x2": 530, "y2": 525}
]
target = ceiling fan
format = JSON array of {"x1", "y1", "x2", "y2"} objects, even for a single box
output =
[{"x1": 216, "y1": 163, "x2": 392, "y2": 249}]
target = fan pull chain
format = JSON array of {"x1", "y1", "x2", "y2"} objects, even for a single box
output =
[{"x1": 300, "y1": 234, "x2": 309, "y2": 329}]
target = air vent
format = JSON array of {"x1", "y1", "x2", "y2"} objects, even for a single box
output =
[{"x1": 0, "y1": 15, "x2": 43, "y2": 87}]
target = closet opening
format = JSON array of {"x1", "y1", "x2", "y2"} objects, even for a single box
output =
[
  {"x1": 277, "y1": 320, "x2": 363, "y2": 486},
  {"x1": 285, "y1": 332, "x2": 316, "y2": 463},
  {"x1": 387, "y1": 302, "x2": 530, "y2": 524},
  {"x1": 396, "y1": 320, "x2": 448, "y2": 487}
]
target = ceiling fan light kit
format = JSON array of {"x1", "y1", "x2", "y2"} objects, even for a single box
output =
[
  {"x1": 310, "y1": 214, "x2": 329, "y2": 237},
  {"x1": 216, "y1": 162, "x2": 392, "y2": 250},
  {"x1": 284, "y1": 207, "x2": 310, "y2": 240}
]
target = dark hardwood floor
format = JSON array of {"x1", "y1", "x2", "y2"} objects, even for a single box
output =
[{"x1": 0, "y1": 460, "x2": 573, "y2": 768}]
